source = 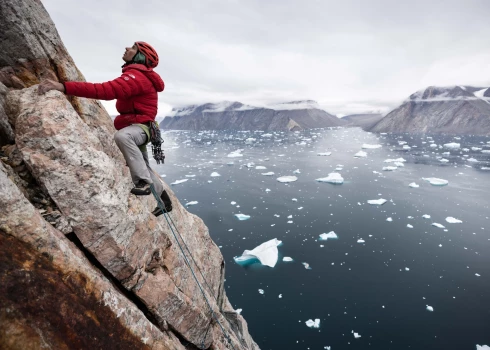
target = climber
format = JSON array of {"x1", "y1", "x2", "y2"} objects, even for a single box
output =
[{"x1": 38, "y1": 41, "x2": 172, "y2": 216}]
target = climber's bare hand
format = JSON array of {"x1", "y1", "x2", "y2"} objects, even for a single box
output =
[{"x1": 38, "y1": 79, "x2": 65, "y2": 95}]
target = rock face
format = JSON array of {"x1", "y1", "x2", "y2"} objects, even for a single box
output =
[
  {"x1": 161, "y1": 100, "x2": 346, "y2": 131},
  {"x1": 369, "y1": 86, "x2": 490, "y2": 135},
  {"x1": 0, "y1": 1, "x2": 259, "y2": 349},
  {"x1": 341, "y1": 113, "x2": 383, "y2": 130}
]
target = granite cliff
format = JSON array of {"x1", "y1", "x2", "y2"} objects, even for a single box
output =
[
  {"x1": 0, "y1": 1, "x2": 259, "y2": 349},
  {"x1": 160, "y1": 100, "x2": 346, "y2": 131},
  {"x1": 369, "y1": 86, "x2": 490, "y2": 135}
]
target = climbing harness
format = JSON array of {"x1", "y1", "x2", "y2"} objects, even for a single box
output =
[
  {"x1": 149, "y1": 121, "x2": 165, "y2": 164},
  {"x1": 150, "y1": 184, "x2": 238, "y2": 350}
]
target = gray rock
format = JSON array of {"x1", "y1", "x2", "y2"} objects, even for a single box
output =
[
  {"x1": 369, "y1": 86, "x2": 490, "y2": 135},
  {"x1": 161, "y1": 100, "x2": 346, "y2": 131}
]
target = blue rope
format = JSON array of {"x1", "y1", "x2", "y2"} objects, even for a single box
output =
[{"x1": 150, "y1": 184, "x2": 237, "y2": 350}]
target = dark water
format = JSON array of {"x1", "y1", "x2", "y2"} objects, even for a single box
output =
[{"x1": 154, "y1": 128, "x2": 490, "y2": 350}]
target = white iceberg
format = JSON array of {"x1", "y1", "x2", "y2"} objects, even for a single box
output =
[
  {"x1": 293, "y1": 169, "x2": 301, "y2": 174},
  {"x1": 357, "y1": 239, "x2": 365, "y2": 243},
  {"x1": 234, "y1": 214, "x2": 251, "y2": 221},
  {"x1": 277, "y1": 176, "x2": 298, "y2": 183},
  {"x1": 352, "y1": 331, "x2": 361, "y2": 338},
  {"x1": 171, "y1": 179, "x2": 188, "y2": 185},
  {"x1": 255, "y1": 166, "x2": 267, "y2": 170},
  {"x1": 367, "y1": 199, "x2": 387, "y2": 205},
  {"x1": 302, "y1": 262, "x2": 312, "y2": 270},
  {"x1": 444, "y1": 143, "x2": 460, "y2": 149},
  {"x1": 316, "y1": 173, "x2": 344, "y2": 184},
  {"x1": 262, "y1": 172, "x2": 275, "y2": 176},
  {"x1": 362, "y1": 144, "x2": 382, "y2": 149},
  {"x1": 383, "y1": 166, "x2": 397, "y2": 171},
  {"x1": 386, "y1": 217, "x2": 393, "y2": 222},
  {"x1": 305, "y1": 319, "x2": 320, "y2": 328},
  {"x1": 185, "y1": 201, "x2": 198, "y2": 206},
  {"x1": 384, "y1": 158, "x2": 406, "y2": 163},
  {"x1": 210, "y1": 172, "x2": 221, "y2": 177},
  {"x1": 422, "y1": 177, "x2": 448, "y2": 186},
  {"x1": 476, "y1": 345, "x2": 490, "y2": 350},
  {"x1": 446, "y1": 217, "x2": 462, "y2": 223},
  {"x1": 317, "y1": 152, "x2": 332, "y2": 156},
  {"x1": 426, "y1": 305, "x2": 434, "y2": 312},
  {"x1": 422, "y1": 214, "x2": 431, "y2": 219},
  {"x1": 233, "y1": 238, "x2": 282, "y2": 267},
  {"x1": 258, "y1": 289, "x2": 264, "y2": 294},
  {"x1": 283, "y1": 257, "x2": 293, "y2": 262},
  {"x1": 319, "y1": 231, "x2": 338, "y2": 240},
  {"x1": 432, "y1": 223, "x2": 446, "y2": 229},
  {"x1": 227, "y1": 150, "x2": 243, "y2": 158},
  {"x1": 409, "y1": 182, "x2": 419, "y2": 188},
  {"x1": 354, "y1": 151, "x2": 367, "y2": 158}
]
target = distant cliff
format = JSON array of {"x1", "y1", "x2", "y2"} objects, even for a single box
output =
[
  {"x1": 341, "y1": 113, "x2": 383, "y2": 130},
  {"x1": 161, "y1": 100, "x2": 346, "y2": 131},
  {"x1": 369, "y1": 86, "x2": 490, "y2": 135},
  {"x1": 0, "y1": 1, "x2": 259, "y2": 349}
]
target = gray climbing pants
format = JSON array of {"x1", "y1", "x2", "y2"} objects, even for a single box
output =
[{"x1": 114, "y1": 124, "x2": 163, "y2": 196}]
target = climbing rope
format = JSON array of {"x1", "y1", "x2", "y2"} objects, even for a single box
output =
[{"x1": 150, "y1": 184, "x2": 237, "y2": 350}]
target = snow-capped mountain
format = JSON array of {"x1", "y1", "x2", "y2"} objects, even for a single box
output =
[
  {"x1": 160, "y1": 100, "x2": 345, "y2": 131},
  {"x1": 369, "y1": 86, "x2": 490, "y2": 135}
]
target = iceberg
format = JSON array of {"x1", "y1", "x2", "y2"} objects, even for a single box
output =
[
  {"x1": 352, "y1": 331, "x2": 361, "y2": 338},
  {"x1": 362, "y1": 144, "x2": 382, "y2": 149},
  {"x1": 171, "y1": 179, "x2": 188, "y2": 185},
  {"x1": 384, "y1": 158, "x2": 406, "y2": 163},
  {"x1": 409, "y1": 182, "x2": 419, "y2": 188},
  {"x1": 293, "y1": 169, "x2": 301, "y2": 174},
  {"x1": 407, "y1": 224, "x2": 413, "y2": 228},
  {"x1": 357, "y1": 239, "x2": 365, "y2": 243},
  {"x1": 476, "y1": 345, "x2": 490, "y2": 350},
  {"x1": 446, "y1": 217, "x2": 462, "y2": 223},
  {"x1": 422, "y1": 177, "x2": 449, "y2": 186},
  {"x1": 367, "y1": 199, "x2": 387, "y2": 205},
  {"x1": 227, "y1": 149, "x2": 243, "y2": 158},
  {"x1": 302, "y1": 262, "x2": 312, "y2": 270},
  {"x1": 234, "y1": 214, "x2": 251, "y2": 221},
  {"x1": 426, "y1": 305, "x2": 434, "y2": 312},
  {"x1": 354, "y1": 151, "x2": 367, "y2": 157},
  {"x1": 185, "y1": 201, "x2": 198, "y2": 206},
  {"x1": 305, "y1": 319, "x2": 320, "y2": 328},
  {"x1": 319, "y1": 231, "x2": 338, "y2": 240},
  {"x1": 277, "y1": 176, "x2": 298, "y2": 183},
  {"x1": 444, "y1": 143, "x2": 460, "y2": 149},
  {"x1": 432, "y1": 223, "x2": 445, "y2": 229},
  {"x1": 283, "y1": 257, "x2": 293, "y2": 262},
  {"x1": 382, "y1": 166, "x2": 397, "y2": 171},
  {"x1": 422, "y1": 214, "x2": 431, "y2": 219},
  {"x1": 262, "y1": 172, "x2": 275, "y2": 176},
  {"x1": 255, "y1": 166, "x2": 267, "y2": 170},
  {"x1": 316, "y1": 173, "x2": 344, "y2": 184},
  {"x1": 210, "y1": 172, "x2": 221, "y2": 177},
  {"x1": 386, "y1": 217, "x2": 393, "y2": 222},
  {"x1": 317, "y1": 152, "x2": 332, "y2": 156},
  {"x1": 258, "y1": 289, "x2": 264, "y2": 294},
  {"x1": 233, "y1": 238, "x2": 282, "y2": 267}
]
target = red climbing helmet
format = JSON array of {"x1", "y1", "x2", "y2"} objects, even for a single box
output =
[{"x1": 135, "y1": 41, "x2": 159, "y2": 68}]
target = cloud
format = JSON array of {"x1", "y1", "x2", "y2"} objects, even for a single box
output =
[{"x1": 43, "y1": 0, "x2": 490, "y2": 116}]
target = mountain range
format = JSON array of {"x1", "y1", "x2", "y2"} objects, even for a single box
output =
[{"x1": 160, "y1": 100, "x2": 346, "y2": 131}]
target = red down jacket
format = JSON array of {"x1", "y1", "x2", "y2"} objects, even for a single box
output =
[{"x1": 64, "y1": 64, "x2": 164, "y2": 130}]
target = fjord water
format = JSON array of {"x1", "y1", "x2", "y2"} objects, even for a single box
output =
[{"x1": 155, "y1": 128, "x2": 490, "y2": 350}]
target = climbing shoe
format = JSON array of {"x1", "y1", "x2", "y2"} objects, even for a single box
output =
[
  {"x1": 152, "y1": 204, "x2": 173, "y2": 217},
  {"x1": 152, "y1": 190, "x2": 173, "y2": 216},
  {"x1": 130, "y1": 180, "x2": 151, "y2": 196}
]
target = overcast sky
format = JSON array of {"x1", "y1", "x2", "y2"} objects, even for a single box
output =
[{"x1": 43, "y1": 0, "x2": 490, "y2": 117}]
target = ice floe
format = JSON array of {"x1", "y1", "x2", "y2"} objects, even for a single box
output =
[
  {"x1": 422, "y1": 177, "x2": 449, "y2": 186},
  {"x1": 352, "y1": 330, "x2": 361, "y2": 338},
  {"x1": 446, "y1": 217, "x2": 462, "y2": 223},
  {"x1": 277, "y1": 176, "x2": 298, "y2": 183},
  {"x1": 210, "y1": 172, "x2": 220, "y2": 177},
  {"x1": 426, "y1": 305, "x2": 434, "y2": 312},
  {"x1": 262, "y1": 172, "x2": 275, "y2": 176},
  {"x1": 227, "y1": 149, "x2": 243, "y2": 157},
  {"x1": 185, "y1": 201, "x2": 198, "y2": 206},
  {"x1": 354, "y1": 151, "x2": 367, "y2": 157},
  {"x1": 234, "y1": 238, "x2": 282, "y2": 267},
  {"x1": 302, "y1": 262, "x2": 312, "y2": 270},
  {"x1": 476, "y1": 345, "x2": 490, "y2": 350},
  {"x1": 362, "y1": 144, "x2": 382, "y2": 149},
  {"x1": 316, "y1": 173, "x2": 344, "y2": 184},
  {"x1": 444, "y1": 143, "x2": 460, "y2": 149},
  {"x1": 317, "y1": 152, "x2": 332, "y2": 156},
  {"x1": 283, "y1": 257, "x2": 293, "y2": 262},
  {"x1": 171, "y1": 179, "x2": 188, "y2": 185},
  {"x1": 258, "y1": 289, "x2": 264, "y2": 294},
  {"x1": 422, "y1": 214, "x2": 431, "y2": 219},
  {"x1": 367, "y1": 199, "x2": 387, "y2": 205},
  {"x1": 409, "y1": 182, "x2": 419, "y2": 188},
  {"x1": 319, "y1": 231, "x2": 338, "y2": 240},
  {"x1": 432, "y1": 223, "x2": 446, "y2": 229},
  {"x1": 234, "y1": 214, "x2": 251, "y2": 221},
  {"x1": 382, "y1": 166, "x2": 397, "y2": 171},
  {"x1": 305, "y1": 319, "x2": 320, "y2": 328},
  {"x1": 357, "y1": 239, "x2": 365, "y2": 243}
]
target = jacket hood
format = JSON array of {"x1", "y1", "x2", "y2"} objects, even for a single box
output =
[{"x1": 122, "y1": 64, "x2": 164, "y2": 92}]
